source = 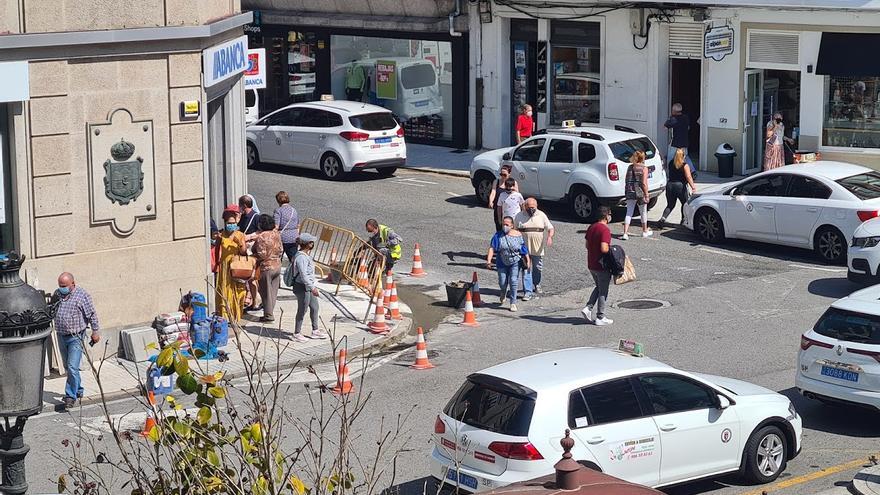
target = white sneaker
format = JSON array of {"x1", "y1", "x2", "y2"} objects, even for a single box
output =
[
  {"x1": 642, "y1": 230, "x2": 654, "y2": 238},
  {"x1": 535, "y1": 285, "x2": 544, "y2": 294},
  {"x1": 580, "y1": 307, "x2": 594, "y2": 323},
  {"x1": 594, "y1": 317, "x2": 614, "y2": 326},
  {"x1": 309, "y1": 329, "x2": 329, "y2": 340},
  {"x1": 510, "y1": 304, "x2": 518, "y2": 312},
  {"x1": 293, "y1": 333, "x2": 308, "y2": 343},
  {"x1": 620, "y1": 233, "x2": 629, "y2": 240}
]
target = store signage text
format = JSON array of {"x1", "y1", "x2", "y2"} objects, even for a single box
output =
[
  {"x1": 704, "y1": 25, "x2": 734, "y2": 62},
  {"x1": 376, "y1": 60, "x2": 397, "y2": 100},
  {"x1": 203, "y1": 35, "x2": 249, "y2": 87},
  {"x1": 244, "y1": 49, "x2": 267, "y2": 89}
]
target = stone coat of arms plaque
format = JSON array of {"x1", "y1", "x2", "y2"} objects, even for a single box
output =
[{"x1": 87, "y1": 109, "x2": 157, "y2": 236}]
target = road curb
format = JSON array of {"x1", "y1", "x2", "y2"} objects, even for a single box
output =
[
  {"x1": 852, "y1": 464, "x2": 880, "y2": 495},
  {"x1": 401, "y1": 166, "x2": 470, "y2": 178}
]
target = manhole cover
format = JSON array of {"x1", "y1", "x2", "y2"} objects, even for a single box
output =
[{"x1": 614, "y1": 299, "x2": 670, "y2": 310}]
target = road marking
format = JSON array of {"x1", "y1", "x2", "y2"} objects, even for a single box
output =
[
  {"x1": 738, "y1": 455, "x2": 875, "y2": 495},
  {"x1": 397, "y1": 178, "x2": 438, "y2": 185},
  {"x1": 699, "y1": 247, "x2": 744, "y2": 258},
  {"x1": 446, "y1": 191, "x2": 462, "y2": 197},
  {"x1": 788, "y1": 264, "x2": 847, "y2": 273},
  {"x1": 394, "y1": 180, "x2": 427, "y2": 187}
]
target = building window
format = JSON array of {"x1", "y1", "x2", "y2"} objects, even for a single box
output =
[
  {"x1": 0, "y1": 104, "x2": 14, "y2": 255},
  {"x1": 824, "y1": 75, "x2": 880, "y2": 149},
  {"x1": 330, "y1": 35, "x2": 453, "y2": 141}
]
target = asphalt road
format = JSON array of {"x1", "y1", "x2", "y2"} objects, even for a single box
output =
[{"x1": 24, "y1": 166, "x2": 880, "y2": 494}]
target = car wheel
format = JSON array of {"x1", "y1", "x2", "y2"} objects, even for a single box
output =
[
  {"x1": 814, "y1": 226, "x2": 846, "y2": 265},
  {"x1": 742, "y1": 425, "x2": 787, "y2": 484},
  {"x1": 246, "y1": 143, "x2": 260, "y2": 168},
  {"x1": 570, "y1": 186, "x2": 599, "y2": 222},
  {"x1": 377, "y1": 167, "x2": 397, "y2": 178},
  {"x1": 695, "y1": 207, "x2": 725, "y2": 243},
  {"x1": 320, "y1": 153, "x2": 346, "y2": 180},
  {"x1": 474, "y1": 172, "x2": 495, "y2": 206},
  {"x1": 647, "y1": 196, "x2": 658, "y2": 211}
]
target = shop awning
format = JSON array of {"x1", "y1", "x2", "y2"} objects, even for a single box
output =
[{"x1": 816, "y1": 32, "x2": 880, "y2": 76}]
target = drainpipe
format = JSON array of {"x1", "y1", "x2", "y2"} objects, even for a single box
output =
[{"x1": 449, "y1": 0, "x2": 462, "y2": 37}]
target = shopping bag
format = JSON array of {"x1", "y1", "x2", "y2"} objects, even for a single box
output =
[{"x1": 614, "y1": 256, "x2": 636, "y2": 285}]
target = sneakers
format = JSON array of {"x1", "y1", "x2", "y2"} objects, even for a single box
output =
[
  {"x1": 523, "y1": 293, "x2": 533, "y2": 301},
  {"x1": 535, "y1": 285, "x2": 544, "y2": 294},
  {"x1": 658, "y1": 218, "x2": 667, "y2": 229},
  {"x1": 642, "y1": 230, "x2": 654, "y2": 238},
  {"x1": 580, "y1": 306, "x2": 593, "y2": 323},
  {"x1": 510, "y1": 304, "x2": 518, "y2": 312},
  {"x1": 500, "y1": 288, "x2": 508, "y2": 303},
  {"x1": 620, "y1": 233, "x2": 629, "y2": 241},
  {"x1": 293, "y1": 333, "x2": 308, "y2": 343},
  {"x1": 310, "y1": 329, "x2": 329, "y2": 340},
  {"x1": 62, "y1": 396, "x2": 76, "y2": 409},
  {"x1": 595, "y1": 316, "x2": 614, "y2": 326}
]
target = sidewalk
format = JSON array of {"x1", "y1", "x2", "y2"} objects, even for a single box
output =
[{"x1": 42, "y1": 277, "x2": 413, "y2": 410}]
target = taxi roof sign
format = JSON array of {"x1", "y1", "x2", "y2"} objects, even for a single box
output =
[
  {"x1": 561, "y1": 119, "x2": 576, "y2": 128},
  {"x1": 618, "y1": 339, "x2": 644, "y2": 357}
]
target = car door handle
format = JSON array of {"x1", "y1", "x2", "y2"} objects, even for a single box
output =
[
  {"x1": 586, "y1": 436, "x2": 605, "y2": 445},
  {"x1": 562, "y1": 169, "x2": 572, "y2": 174},
  {"x1": 659, "y1": 424, "x2": 677, "y2": 432},
  {"x1": 529, "y1": 167, "x2": 538, "y2": 172},
  {"x1": 762, "y1": 205, "x2": 774, "y2": 210},
  {"x1": 807, "y1": 207, "x2": 819, "y2": 212},
  {"x1": 320, "y1": 134, "x2": 326, "y2": 140},
  {"x1": 286, "y1": 132, "x2": 293, "y2": 137}
]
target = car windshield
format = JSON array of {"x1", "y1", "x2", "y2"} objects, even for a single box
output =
[
  {"x1": 400, "y1": 64, "x2": 436, "y2": 90},
  {"x1": 443, "y1": 375, "x2": 536, "y2": 437},
  {"x1": 609, "y1": 137, "x2": 657, "y2": 162},
  {"x1": 836, "y1": 172, "x2": 880, "y2": 200},
  {"x1": 349, "y1": 113, "x2": 397, "y2": 131},
  {"x1": 814, "y1": 307, "x2": 880, "y2": 344}
]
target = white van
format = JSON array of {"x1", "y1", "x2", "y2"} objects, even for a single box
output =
[{"x1": 245, "y1": 89, "x2": 259, "y2": 125}]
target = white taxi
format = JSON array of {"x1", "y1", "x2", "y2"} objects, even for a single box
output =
[{"x1": 431, "y1": 344, "x2": 801, "y2": 492}]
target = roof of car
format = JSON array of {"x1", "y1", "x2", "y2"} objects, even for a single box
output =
[
  {"x1": 832, "y1": 285, "x2": 880, "y2": 313},
  {"x1": 276, "y1": 100, "x2": 392, "y2": 116},
  {"x1": 478, "y1": 347, "x2": 673, "y2": 390},
  {"x1": 541, "y1": 126, "x2": 649, "y2": 143},
  {"x1": 767, "y1": 161, "x2": 873, "y2": 181},
  {"x1": 556, "y1": 72, "x2": 601, "y2": 80}
]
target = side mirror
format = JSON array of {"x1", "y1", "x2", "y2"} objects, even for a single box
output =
[
  {"x1": 717, "y1": 395, "x2": 732, "y2": 410},
  {"x1": 502, "y1": 152, "x2": 511, "y2": 161}
]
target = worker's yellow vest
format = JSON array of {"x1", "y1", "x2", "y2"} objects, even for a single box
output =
[{"x1": 379, "y1": 225, "x2": 401, "y2": 260}]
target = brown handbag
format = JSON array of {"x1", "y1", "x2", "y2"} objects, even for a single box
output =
[{"x1": 229, "y1": 255, "x2": 256, "y2": 282}]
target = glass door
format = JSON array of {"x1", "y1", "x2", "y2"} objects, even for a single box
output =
[
  {"x1": 743, "y1": 70, "x2": 763, "y2": 173},
  {"x1": 287, "y1": 31, "x2": 319, "y2": 103}
]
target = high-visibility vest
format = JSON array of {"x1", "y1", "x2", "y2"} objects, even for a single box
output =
[{"x1": 379, "y1": 225, "x2": 401, "y2": 260}]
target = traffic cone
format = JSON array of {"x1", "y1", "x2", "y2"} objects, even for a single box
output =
[
  {"x1": 356, "y1": 258, "x2": 369, "y2": 288},
  {"x1": 332, "y1": 347, "x2": 354, "y2": 395},
  {"x1": 460, "y1": 290, "x2": 479, "y2": 327},
  {"x1": 368, "y1": 292, "x2": 390, "y2": 334},
  {"x1": 141, "y1": 391, "x2": 158, "y2": 436},
  {"x1": 408, "y1": 243, "x2": 427, "y2": 277},
  {"x1": 323, "y1": 247, "x2": 338, "y2": 282},
  {"x1": 410, "y1": 327, "x2": 435, "y2": 370},
  {"x1": 386, "y1": 281, "x2": 402, "y2": 320},
  {"x1": 383, "y1": 270, "x2": 394, "y2": 300},
  {"x1": 471, "y1": 271, "x2": 483, "y2": 307}
]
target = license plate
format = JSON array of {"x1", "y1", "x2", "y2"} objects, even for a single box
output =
[
  {"x1": 821, "y1": 365, "x2": 859, "y2": 382},
  {"x1": 414, "y1": 100, "x2": 430, "y2": 107},
  {"x1": 374, "y1": 137, "x2": 392, "y2": 144},
  {"x1": 445, "y1": 469, "x2": 478, "y2": 490}
]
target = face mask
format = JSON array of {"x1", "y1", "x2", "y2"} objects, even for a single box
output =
[
  {"x1": 58, "y1": 286, "x2": 71, "y2": 296},
  {"x1": 225, "y1": 224, "x2": 238, "y2": 232},
  {"x1": 527, "y1": 208, "x2": 537, "y2": 216},
  {"x1": 526, "y1": 111, "x2": 533, "y2": 117},
  {"x1": 776, "y1": 118, "x2": 782, "y2": 123},
  {"x1": 502, "y1": 226, "x2": 512, "y2": 234}
]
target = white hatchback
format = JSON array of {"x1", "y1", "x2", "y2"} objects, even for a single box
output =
[
  {"x1": 683, "y1": 162, "x2": 880, "y2": 264},
  {"x1": 246, "y1": 100, "x2": 406, "y2": 180},
  {"x1": 796, "y1": 286, "x2": 880, "y2": 410},
  {"x1": 431, "y1": 347, "x2": 801, "y2": 493},
  {"x1": 848, "y1": 217, "x2": 880, "y2": 284}
]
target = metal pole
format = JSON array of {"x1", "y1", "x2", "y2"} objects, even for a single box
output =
[{"x1": 0, "y1": 416, "x2": 30, "y2": 494}]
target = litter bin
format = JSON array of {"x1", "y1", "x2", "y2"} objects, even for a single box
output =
[
  {"x1": 445, "y1": 281, "x2": 474, "y2": 308},
  {"x1": 715, "y1": 143, "x2": 737, "y2": 178}
]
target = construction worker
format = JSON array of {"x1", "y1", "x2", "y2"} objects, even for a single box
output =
[
  {"x1": 366, "y1": 219, "x2": 402, "y2": 271},
  {"x1": 345, "y1": 60, "x2": 367, "y2": 102}
]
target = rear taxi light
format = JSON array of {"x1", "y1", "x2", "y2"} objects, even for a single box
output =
[
  {"x1": 488, "y1": 441, "x2": 544, "y2": 461},
  {"x1": 434, "y1": 416, "x2": 446, "y2": 434},
  {"x1": 858, "y1": 210, "x2": 880, "y2": 222},
  {"x1": 847, "y1": 348, "x2": 880, "y2": 363},
  {"x1": 608, "y1": 162, "x2": 619, "y2": 181},
  {"x1": 396, "y1": 127, "x2": 405, "y2": 138},
  {"x1": 340, "y1": 131, "x2": 370, "y2": 142},
  {"x1": 801, "y1": 334, "x2": 833, "y2": 351}
]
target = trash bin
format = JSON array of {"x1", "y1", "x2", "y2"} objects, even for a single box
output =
[
  {"x1": 715, "y1": 143, "x2": 737, "y2": 178},
  {"x1": 445, "y1": 281, "x2": 474, "y2": 308}
]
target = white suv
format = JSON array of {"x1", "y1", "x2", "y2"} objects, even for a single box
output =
[
  {"x1": 796, "y1": 286, "x2": 880, "y2": 411},
  {"x1": 246, "y1": 100, "x2": 406, "y2": 180},
  {"x1": 470, "y1": 126, "x2": 667, "y2": 221}
]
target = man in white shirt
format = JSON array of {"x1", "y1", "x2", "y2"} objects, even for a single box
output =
[{"x1": 514, "y1": 197, "x2": 555, "y2": 300}]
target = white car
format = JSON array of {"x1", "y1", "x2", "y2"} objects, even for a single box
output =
[
  {"x1": 431, "y1": 347, "x2": 801, "y2": 492},
  {"x1": 848, "y1": 217, "x2": 880, "y2": 284},
  {"x1": 470, "y1": 126, "x2": 667, "y2": 221},
  {"x1": 683, "y1": 162, "x2": 880, "y2": 264},
  {"x1": 246, "y1": 101, "x2": 406, "y2": 180},
  {"x1": 796, "y1": 285, "x2": 880, "y2": 411}
]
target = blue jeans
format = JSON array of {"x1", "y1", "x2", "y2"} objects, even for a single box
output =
[
  {"x1": 497, "y1": 262, "x2": 520, "y2": 305},
  {"x1": 59, "y1": 331, "x2": 85, "y2": 400},
  {"x1": 524, "y1": 255, "x2": 543, "y2": 295}
]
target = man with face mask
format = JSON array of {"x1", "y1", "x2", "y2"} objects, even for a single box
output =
[
  {"x1": 53, "y1": 272, "x2": 101, "y2": 409},
  {"x1": 514, "y1": 198, "x2": 554, "y2": 300},
  {"x1": 365, "y1": 219, "x2": 402, "y2": 271}
]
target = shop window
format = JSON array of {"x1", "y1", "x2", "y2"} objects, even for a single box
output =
[
  {"x1": 0, "y1": 104, "x2": 13, "y2": 254},
  {"x1": 330, "y1": 35, "x2": 453, "y2": 141},
  {"x1": 551, "y1": 39, "x2": 601, "y2": 125},
  {"x1": 824, "y1": 75, "x2": 880, "y2": 149}
]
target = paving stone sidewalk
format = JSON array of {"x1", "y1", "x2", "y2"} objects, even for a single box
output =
[{"x1": 42, "y1": 278, "x2": 412, "y2": 411}]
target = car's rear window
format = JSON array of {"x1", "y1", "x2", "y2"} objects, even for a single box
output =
[
  {"x1": 836, "y1": 172, "x2": 880, "y2": 200},
  {"x1": 401, "y1": 64, "x2": 437, "y2": 90},
  {"x1": 349, "y1": 113, "x2": 397, "y2": 131},
  {"x1": 609, "y1": 137, "x2": 657, "y2": 162},
  {"x1": 443, "y1": 374, "x2": 536, "y2": 437},
  {"x1": 814, "y1": 307, "x2": 880, "y2": 345}
]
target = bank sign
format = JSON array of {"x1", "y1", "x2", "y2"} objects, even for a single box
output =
[
  {"x1": 244, "y1": 49, "x2": 266, "y2": 90},
  {"x1": 203, "y1": 35, "x2": 249, "y2": 88}
]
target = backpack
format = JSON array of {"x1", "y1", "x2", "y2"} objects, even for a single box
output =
[
  {"x1": 284, "y1": 252, "x2": 307, "y2": 286},
  {"x1": 600, "y1": 244, "x2": 626, "y2": 277},
  {"x1": 624, "y1": 165, "x2": 646, "y2": 203}
]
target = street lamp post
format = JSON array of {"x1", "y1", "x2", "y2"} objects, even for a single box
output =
[{"x1": 0, "y1": 253, "x2": 57, "y2": 494}]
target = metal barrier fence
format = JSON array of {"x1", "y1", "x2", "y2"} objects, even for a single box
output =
[{"x1": 298, "y1": 218, "x2": 385, "y2": 321}]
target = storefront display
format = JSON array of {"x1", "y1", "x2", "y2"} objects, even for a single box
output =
[
  {"x1": 823, "y1": 75, "x2": 880, "y2": 149},
  {"x1": 550, "y1": 22, "x2": 601, "y2": 125}
]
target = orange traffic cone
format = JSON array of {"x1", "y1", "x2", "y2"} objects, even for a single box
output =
[
  {"x1": 408, "y1": 243, "x2": 427, "y2": 277},
  {"x1": 323, "y1": 247, "x2": 339, "y2": 282},
  {"x1": 383, "y1": 270, "x2": 394, "y2": 300},
  {"x1": 460, "y1": 290, "x2": 479, "y2": 327},
  {"x1": 386, "y1": 281, "x2": 402, "y2": 320},
  {"x1": 368, "y1": 292, "x2": 390, "y2": 334},
  {"x1": 332, "y1": 347, "x2": 354, "y2": 395},
  {"x1": 410, "y1": 327, "x2": 435, "y2": 370},
  {"x1": 471, "y1": 271, "x2": 483, "y2": 307},
  {"x1": 141, "y1": 391, "x2": 158, "y2": 436},
  {"x1": 356, "y1": 258, "x2": 369, "y2": 288}
]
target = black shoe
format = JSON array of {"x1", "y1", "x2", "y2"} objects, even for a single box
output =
[
  {"x1": 657, "y1": 218, "x2": 666, "y2": 229},
  {"x1": 259, "y1": 316, "x2": 275, "y2": 323},
  {"x1": 63, "y1": 396, "x2": 76, "y2": 409}
]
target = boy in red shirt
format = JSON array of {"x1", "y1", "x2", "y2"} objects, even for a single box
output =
[
  {"x1": 583, "y1": 206, "x2": 613, "y2": 325},
  {"x1": 515, "y1": 104, "x2": 534, "y2": 144}
]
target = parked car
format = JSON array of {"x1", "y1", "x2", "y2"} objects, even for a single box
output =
[
  {"x1": 796, "y1": 285, "x2": 880, "y2": 411},
  {"x1": 431, "y1": 347, "x2": 801, "y2": 492},
  {"x1": 683, "y1": 162, "x2": 880, "y2": 264},
  {"x1": 469, "y1": 126, "x2": 667, "y2": 221},
  {"x1": 848, "y1": 217, "x2": 880, "y2": 284},
  {"x1": 246, "y1": 100, "x2": 406, "y2": 180},
  {"x1": 245, "y1": 88, "x2": 259, "y2": 125}
]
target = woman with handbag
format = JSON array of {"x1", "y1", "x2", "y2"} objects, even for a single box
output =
[
  {"x1": 621, "y1": 150, "x2": 653, "y2": 240},
  {"x1": 252, "y1": 214, "x2": 283, "y2": 323},
  {"x1": 485, "y1": 216, "x2": 530, "y2": 312},
  {"x1": 216, "y1": 205, "x2": 250, "y2": 324}
]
